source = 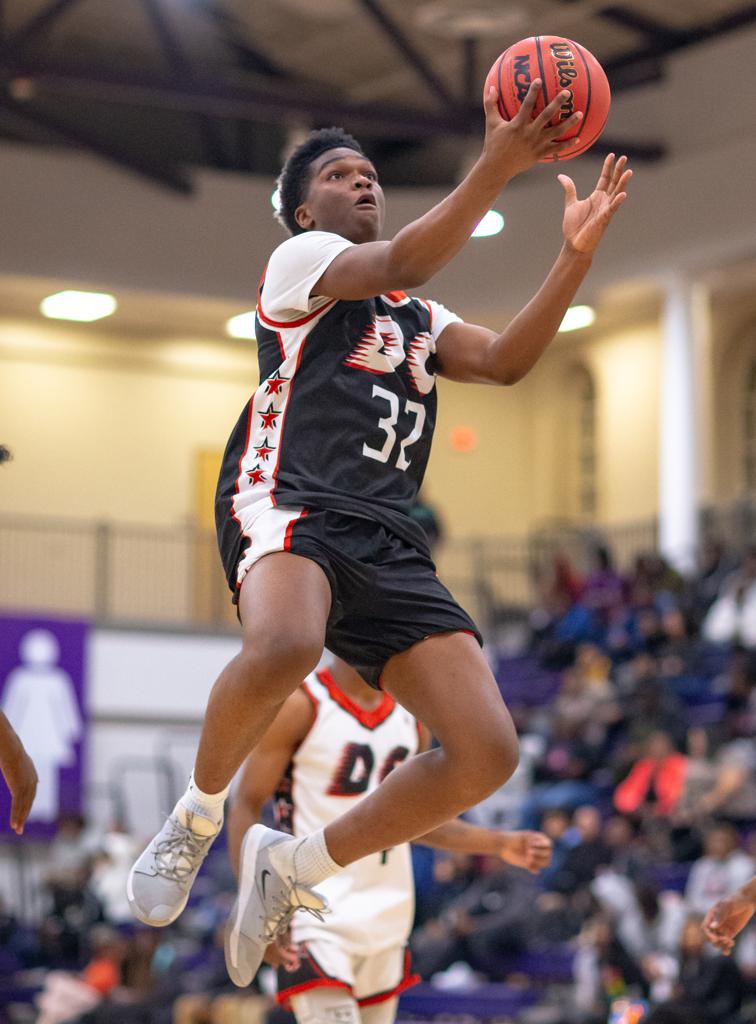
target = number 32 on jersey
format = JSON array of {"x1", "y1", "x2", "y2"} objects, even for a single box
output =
[{"x1": 363, "y1": 385, "x2": 426, "y2": 471}]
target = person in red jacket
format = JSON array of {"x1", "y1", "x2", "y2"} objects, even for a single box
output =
[{"x1": 614, "y1": 731, "x2": 688, "y2": 817}]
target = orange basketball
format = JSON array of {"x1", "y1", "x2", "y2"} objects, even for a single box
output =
[{"x1": 484, "y1": 35, "x2": 611, "y2": 161}]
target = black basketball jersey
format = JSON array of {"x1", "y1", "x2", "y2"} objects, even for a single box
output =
[{"x1": 216, "y1": 231, "x2": 461, "y2": 551}]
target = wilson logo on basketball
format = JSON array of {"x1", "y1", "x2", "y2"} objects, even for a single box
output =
[{"x1": 550, "y1": 41, "x2": 577, "y2": 120}]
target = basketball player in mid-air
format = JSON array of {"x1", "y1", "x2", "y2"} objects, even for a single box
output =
[
  {"x1": 128, "y1": 78, "x2": 632, "y2": 984},
  {"x1": 227, "y1": 655, "x2": 552, "y2": 1021}
]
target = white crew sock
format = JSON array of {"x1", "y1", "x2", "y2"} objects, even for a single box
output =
[
  {"x1": 176, "y1": 773, "x2": 230, "y2": 837},
  {"x1": 269, "y1": 828, "x2": 341, "y2": 888}
]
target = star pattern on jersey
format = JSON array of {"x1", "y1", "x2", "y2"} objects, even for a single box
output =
[
  {"x1": 247, "y1": 465, "x2": 267, "y2": 486},
  {"x1": 258, "y1": 404, "x2": 281, "y2": 430},
  {"x1": 253, "y1": 438, "x2": 275, "y2": 461},
  {"x1": 264, "y1": 374, "x2": 288, "y2": 395}
]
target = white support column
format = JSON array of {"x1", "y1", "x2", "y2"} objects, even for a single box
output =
[{"x1": 659, "y1": 275, "x2": 701, "y2": 571}]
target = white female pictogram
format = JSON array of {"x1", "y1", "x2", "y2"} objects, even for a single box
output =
[{"x1": 1, "y1": 629, "x2": 82, "y2": 822}]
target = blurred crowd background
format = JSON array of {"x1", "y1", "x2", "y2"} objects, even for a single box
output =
[{"x1": 2, "y1": 530, "x2": 755, "y2": 1024}]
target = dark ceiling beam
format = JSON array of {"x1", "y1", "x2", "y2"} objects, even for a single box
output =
[
  {"x1": 461, "y1": 37, "x2": 478, "y2": 108},
  {"x1": 607, "y1": 55, "x2": 666, "y2": 94},
  {"x1": 2, "y1": 61, "x2": 665, "y2": 161},
  {"x1": 598, "y1": 5, "x2": 686, "y2": 44},
  {"x1": 191, "y1": 0, "x2": 289, "y2": 80},
  {"x1": 140, "y1": 0, "x2": 229, "y2": 168},
  {"x1": 141, "y1": 0, "x2": 191, "y2": 77},
  {"x1": 604, "y1": 3, "x2": 756, "y2": 76},
  {"x1": 355, "y1": 0, "x2": 459, "y2": 109},
  {"x1": 6, "y1": 61, "x2": 472, "y2": 139},
  {"x1": 0, "y1": 92, "x2": 192, "y2": 192},
  {"x1": 0, "y1": 0, "x2": 84, "y2": 55}
]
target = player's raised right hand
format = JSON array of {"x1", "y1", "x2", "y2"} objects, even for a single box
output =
[{"x1": 482, "y1": 81, "x2": 583, "y2": 177}]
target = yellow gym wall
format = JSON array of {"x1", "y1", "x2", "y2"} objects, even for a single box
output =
[
  {"x1": 0, "y1": 320, "x2": 258, "y2": 525},
  {"x1": 1, "y1": 309, "x2": 737, "y2": 539},
  {"x1": 584, "y1": 323, "x2": 662, "y2": 524}
]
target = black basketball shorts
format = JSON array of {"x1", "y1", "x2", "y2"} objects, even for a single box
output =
[{"x1": 217, "y1": 503, "x2": 482, "y2": 688}]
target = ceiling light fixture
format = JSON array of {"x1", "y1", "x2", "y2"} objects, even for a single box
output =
[
  {"x1": 471, "y1": 210, "x2": 505, "y2": 238},
  {"x1": 558, "y1": 304, "x2": 596, "y2": 332},
  {"x1": 40, "y1": 290, "x2": 117, "y2": 322},
  {"x1": 226, "y1": 310, "x2": 257, "y2": 340}
]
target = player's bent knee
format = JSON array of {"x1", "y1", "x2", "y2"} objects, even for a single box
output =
[
  {"x1": 237, "y1": 634, "x2": 322, "y2": 691},
  {"x1": 451, "y1": 730, "x2": 519, "y2": 803}
]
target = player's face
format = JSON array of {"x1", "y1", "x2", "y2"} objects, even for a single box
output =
[{"x1": 296, "y1": 148, "x2": 385, "y2": 242}]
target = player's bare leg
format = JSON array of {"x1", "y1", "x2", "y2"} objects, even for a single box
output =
[
  {"x1": 225, "y1": 630, "x2": 517, "y2": 985},
  {"x1": 128, "y1": 552, "x2": 331, "y2": 927},
  {"x1": 324, "y1": 630, "x2": 518, "y2": 864},
  {"x1": 194, "y1": 552, "x2": 332, "y2": 792}
]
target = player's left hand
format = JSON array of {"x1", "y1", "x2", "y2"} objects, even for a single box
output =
[
  {"x1": 264, "y1": 930, "x2": 302, "y2": 971},
  {"x1": 559, "y1": 153, "x2": 632, "y2": 255},
  {"x1": 500, "y1": 830, "x2": 553, "y2": 873},
  {"x1": 703, "y1": 895, "x2": 755, "y2": 955},
  {"x1": 0, "y1": 737, "x2": 37, "y2": 835}
]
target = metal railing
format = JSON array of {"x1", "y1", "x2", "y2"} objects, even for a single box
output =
[{"x1": 0, "y1": 503, "x2": 753, "y2": 634}]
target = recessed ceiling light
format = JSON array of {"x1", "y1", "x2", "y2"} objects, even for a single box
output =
[
  {"x1": 40, "y1": 290, "x2": 117, "y2": 322},
  {"x1": 471, "y1": 210, "x2": 504, "y2": 238},
  {"x1": 270, "y1": 188, "x2": 281, "y2": 211},
  {"x1": 226, "y1": 310, "x2": 257, "y2": 339},
  {"x1": 558, "y1": 304, "x2": 596, "y2": 332}
]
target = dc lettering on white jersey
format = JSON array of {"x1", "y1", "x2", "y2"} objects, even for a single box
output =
[{"x1": 277, "y1": 668, "x2": 420, "y2": 956}]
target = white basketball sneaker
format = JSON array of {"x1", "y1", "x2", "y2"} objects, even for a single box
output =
[
  {"x1": 127, "y1": 804, "x2": 221, "y2": 927},
  {"x1": 225, "y1": 824, "x2": 328, "y2": 987}
]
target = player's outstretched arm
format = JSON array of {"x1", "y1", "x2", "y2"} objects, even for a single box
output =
[
  {"x1": 314, "y1": 83, "x2": 584, "y2": 301},
  {"x1": 435, "y1": 153, "x2": 632, "y2": 386},
  {"x1": 703, "y1": 877, "x2": 756, "y2": 954},
  {"x1": 413, "y1": 822, "x2": 552, "y2": 875},
  {"x1": 0, "y1": 711, "x2": 37, "y2": 834}
]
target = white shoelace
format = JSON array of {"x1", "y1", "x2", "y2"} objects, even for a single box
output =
[
  {"x1": 260, "y1": 876, "x2": 327, "y2": 943},
  {"x1": 153, "y1": 819, "x2": 212, "y2": 882}
]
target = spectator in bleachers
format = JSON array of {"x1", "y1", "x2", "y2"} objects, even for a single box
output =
[
  {"x1": 90, "y1": 819, "x2": 142, "y2": 925},
  {"x1": 702, "y1": 546, "x2": 756, "y2": 648},
  {"x1": 410, "y1": 857, "x2": 538, "y2": 981},
  {"x1": 573, "y1": 914, "x2": 647, "y2": 1023},
  {"x1": 654, "y1": 915, "x2": 745, "y2": 1024},
  {"x1": 35, "y1": 925, "x2": 125, "y2": 1024},
  {"x1": 720, "y1": 647, "x2": 756, "y2": 734},
  {"x1": 688, "y1": 730, "x2": 756, "y2": 826},
  {"x1": 689, "y1": 538, "x2": 738, "y2": 625},
  {"x1": 601, "y1": 815, "x2": 651, "y2": 882},
  {"x1": 613, "y1": 731, "x2": 688, "y2": 820},
  {"x1": 613, "y1": 672, "x2": 688, "y2": 760},
  {"x1": 684, "y1": 823, "x2": 755, "y2": 918},
  {"x1": 581, "y1": 544, "x2": 626, "y2": 626},
  {"x1": 549, "y1": 806, "x2": 611, "y2": 894},
  {"x1": 520, "y1": 718, "x2": 602, "y2": 828}
]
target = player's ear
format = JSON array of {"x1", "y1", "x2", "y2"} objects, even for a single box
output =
[{"x1": 295, "y1": 203, "x2": 315, "y2": 231}]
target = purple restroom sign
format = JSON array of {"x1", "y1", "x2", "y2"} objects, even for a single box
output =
[{"x1": 0, "y1": 615, "x2": 88, "y2": 840}]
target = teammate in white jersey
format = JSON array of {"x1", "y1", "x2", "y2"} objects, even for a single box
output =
[{"x1": 228, "y1": 657, "x2": 552, "y2": 1024}]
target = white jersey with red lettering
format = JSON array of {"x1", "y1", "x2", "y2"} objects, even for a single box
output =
[{"x1": 275, "y1": 666, "x2": 420, "y2": 956}]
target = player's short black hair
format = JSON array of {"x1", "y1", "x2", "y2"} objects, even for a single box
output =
[
  {"x1": 0, "y1": 444, "x2": 12, "y2": 465},
  {"x1": 275, "y1": 127, "x2": 365, "y2": 235}
]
